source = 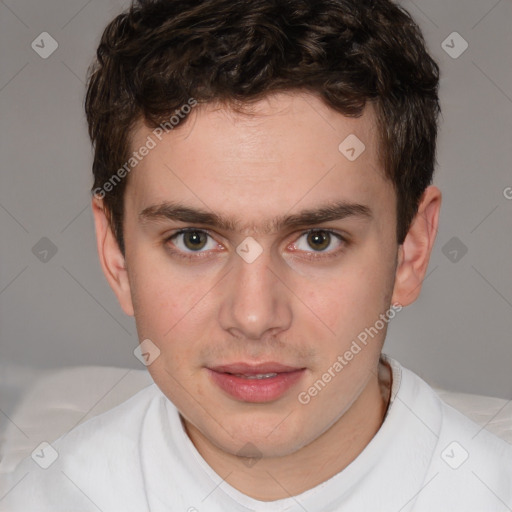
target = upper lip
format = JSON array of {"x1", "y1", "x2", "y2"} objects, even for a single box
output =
[{"x1": 208, "y1": 362, "x2": 304, "y2": 374}]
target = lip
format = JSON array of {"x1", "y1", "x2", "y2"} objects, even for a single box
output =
[
  {"x1": 206, "y1": 362, "x2": 306, "y2": 403},
  {"x1": 209, "y1": 362, "x2": 302, "y2": 375}
]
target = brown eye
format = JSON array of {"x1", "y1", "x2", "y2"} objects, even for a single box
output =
[
  {"x1": 182, "y1": 230, "x2": 208, "y2": 251},
  {"x1": 168, "y1": 229, "x2": 215, "y2": 254},
  {"x1": 306, "y1": 230, "x2": 331, "y2": 251},
  {"x1": 290, "y1": 229, "x2": 346, "y2": 259}
]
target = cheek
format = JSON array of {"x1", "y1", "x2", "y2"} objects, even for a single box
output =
[
  {"x1": 131, "y1": 272, "x2": 201, "y2": 383},
  {"x1": 129, "y1": 258, "x2": 195, "y2": 342},
  {"x1": 307, "y1": 264, "x2": 389, "y2": 322},
  {"x1": 298, "y1": 251, "x2": 395, "y2": 353},
  {"x1": 128, "y1": 254, "x2": 219, "y2": 371}
]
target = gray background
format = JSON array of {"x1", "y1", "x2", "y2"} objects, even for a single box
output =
[{"x1": 0, "y1": 0, "x2": 511, "y2": 399}]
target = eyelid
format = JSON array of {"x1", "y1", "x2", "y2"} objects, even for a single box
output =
[
  {"x1": 165, "y1": 228, "x2": 223, "y2": 255},
  {"x1": 164, "y1": 227, "x2": 348, "y2": 260},
  {"x1": 288, "y1": 229, "x2": 347, "y2": 259}
]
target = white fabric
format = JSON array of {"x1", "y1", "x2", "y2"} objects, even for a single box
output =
[
  {"x1": 0, "y1": 365, "x2": 154, "y2": 473},
  {"x1": 1, "y1": 363, "x2": 511, "y2": 475},
  {"x1": 1, "y1": 356, "x2": 511, "y2": 511}
]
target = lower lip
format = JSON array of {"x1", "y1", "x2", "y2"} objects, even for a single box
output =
[{"x1": 207, "y1": 368, "x2": 306, "y2": 403}]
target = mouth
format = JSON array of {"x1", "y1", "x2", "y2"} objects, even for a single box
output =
[
  {"x1": 226, "y1": 372, "x2": 281, "y2": 379},
  {"x1": 206, "y1": 362, "x2": 306, "y2": 403}
]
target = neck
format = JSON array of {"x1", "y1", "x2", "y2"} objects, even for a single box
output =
[{"x1": 183, "y1": 357, "x2": 392, "y2": 501}]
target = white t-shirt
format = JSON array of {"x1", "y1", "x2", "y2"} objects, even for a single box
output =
[{"x1": 1, "y1": 355, "x2": 511, "y2": 512}]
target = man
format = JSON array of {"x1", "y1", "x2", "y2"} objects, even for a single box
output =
[{"x1": 1, "y1": 0, "x2": 511, "y2": 510}]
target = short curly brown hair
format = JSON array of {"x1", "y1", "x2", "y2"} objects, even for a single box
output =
[{"x1": 85, "y1": 0, "x2": 441, "y2": 256}]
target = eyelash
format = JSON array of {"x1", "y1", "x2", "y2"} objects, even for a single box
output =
[{"x1": 164, "y1": 228, "x2": 348, "y2": 262}]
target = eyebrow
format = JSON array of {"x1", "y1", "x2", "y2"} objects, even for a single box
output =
[{"x1": 138, "y1": 199, "x2": 373, "y2": 234}]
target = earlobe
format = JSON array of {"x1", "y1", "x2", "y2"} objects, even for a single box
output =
[
  {"x1": 391, "y1": 186, "x2": 442, "y2": 307},
  {"x1": 91, "y1": 196, "x2": 134, "y2": 317}
]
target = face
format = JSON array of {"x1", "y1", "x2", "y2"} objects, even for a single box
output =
[{"x1": 97, "y1": 92, "x2": 418, "y2": 459}]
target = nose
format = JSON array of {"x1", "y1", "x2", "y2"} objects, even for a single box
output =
[{"x1": 218, "y1": 244, "x2": 292, "y2": 342}]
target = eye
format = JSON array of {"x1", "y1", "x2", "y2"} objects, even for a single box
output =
[
  {"x1": 164, "y1": 227, "x2": 347, "y2": 262},
  {"x1": 167, "y1": 229, "x2": 219, "y2": 254},
  {"x1": 290, "y1": 229, "x2": 346, "y2": 258}
]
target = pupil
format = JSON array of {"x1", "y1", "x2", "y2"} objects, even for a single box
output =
[
  {"x1": 308, "y1": 231, "x2": 330, "y2": 251},
  {"x1": 185, "y1": 231, "x2": 206, "y2": 250}
]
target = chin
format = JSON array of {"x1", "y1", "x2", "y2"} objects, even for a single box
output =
[{"x1": 212, "y1": 414, "x2": 312, "y2": 456}]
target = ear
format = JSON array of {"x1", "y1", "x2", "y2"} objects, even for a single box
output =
[
  {"x1": 391, "y1": 185, "x2": 442, "y2": 307},
  {"x1": 91, "y1": 196, "x2": 134, "y2": 316}
]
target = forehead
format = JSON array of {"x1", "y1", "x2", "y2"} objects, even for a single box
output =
[{"x1": 125, "y1": 92, "x2": 393, "y2": 231}]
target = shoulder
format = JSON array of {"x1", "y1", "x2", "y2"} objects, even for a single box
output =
[
  {"x1": 50, "y1": 381, "x2": 162, "y2": 465},
  {"x1": 430, "y1": 399, "x2": 512, "y2": 503},
  {"x1": 390, "y1": 358, "x2": 512, "y2": 510},
  {"x1": 0, "y1": 383, "x2": 163, "y2": 512}
]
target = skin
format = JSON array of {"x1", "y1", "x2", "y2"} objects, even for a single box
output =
[{"x1": 92, "y1": 91, "x2": 441, "y2": 501}]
